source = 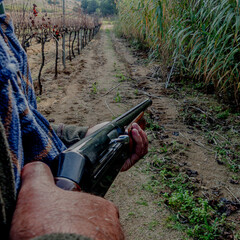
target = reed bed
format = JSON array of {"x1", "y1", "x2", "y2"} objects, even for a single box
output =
[{"x1": 116, "y1": 0, "x2": 240, "y2": 105}]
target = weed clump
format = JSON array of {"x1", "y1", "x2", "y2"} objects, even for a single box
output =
[{"x1": 147, "y1": 156, "x2": 237, "y2": 240}]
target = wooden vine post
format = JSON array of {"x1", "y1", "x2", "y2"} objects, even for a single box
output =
[
  {"x1": 72, "y1": 27, "x2": 77, "y2": 58},
  {"x1": 53, "y1": 26, "x2": 60, "y2": 79},
  {"x1": 38, "y1": 29, "x2": 47, "y2": 95},
  {"x1": 68, "y1": 29, "x2": 72, "y2": 61},
  {"x1": 62, "y1": 0, "x2": 66, "y2": 69},
  {"x1": 77, "y1": 29, "x2": 80, "y2": 55}
]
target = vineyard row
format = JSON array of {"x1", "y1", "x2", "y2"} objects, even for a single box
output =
[{"x1": 10, "y1": 5, "x2": 101, "y2": 94}]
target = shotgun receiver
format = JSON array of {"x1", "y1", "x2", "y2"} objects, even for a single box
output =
[{"x1": 52, "y1": 99, "x2": 152, "y2": 197}]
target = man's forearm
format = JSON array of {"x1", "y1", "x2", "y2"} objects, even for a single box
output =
[
  {"x1": 32, "y1": 233, "x2": 92, "y2": 240},
  {"x1": 51, "y1": 124, "x2": 88, "y2": 147}
]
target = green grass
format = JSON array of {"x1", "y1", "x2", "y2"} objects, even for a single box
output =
[
  {"x1": 145, "y1": 113, "x2": 161, "y2": 131},
  {"x1": 143, "y1": 126, "x2": 239, "y2": 239},
  {"x1": 148, "y1": 220, "x2": 160, "y2": 231},
  {"x1": 136, "y1": 197, "x2": 149, "y2": 206},
  {"x1": 144, "y1": 155, "x2": 231, "y2": 240},
  {"x1": 105, "y1": 29, "x2": 111, "y2": 34},
  {"x1": 128, "y1": 212, "x2": 136, "y2": 216}
]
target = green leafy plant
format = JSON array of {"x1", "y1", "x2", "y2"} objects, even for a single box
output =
[
  {"x1": 145, "y1": 113, "x2": 161, "y2": 131},
  {"x1": 36, "y1": 96, "x2": 41, "y2": 103},
  {"x1": 216, "y1": 110, "x2": 230, "y2": 120},
  {"x1": 91, "y1": 82, "x2": 98, "y2": 94},
  {"x1": 116, "y1": 73, "x2": 127, "y2": 82},
  {"x1": 114, "y1": 91, "x2": 122, "y2": 102}
]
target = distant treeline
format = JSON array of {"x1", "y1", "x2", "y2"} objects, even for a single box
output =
[{"x1": 77, "y1": 0, "x2": 116, "y2": 16}]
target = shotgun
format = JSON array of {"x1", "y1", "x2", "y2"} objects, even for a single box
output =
[{"x1": 52, "y1": 99, "x2": 152, "y2": 197}]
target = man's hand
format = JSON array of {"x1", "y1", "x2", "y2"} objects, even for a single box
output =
[
  {"x1": 10, "y1": 162, "x2": 124, "y2": 240},
  {"x1": 121, "y1": 123, "x2": 148, "y2": 171},
  {"x1": 86, "y1": 122, "x2": 148, "y2": 172}
]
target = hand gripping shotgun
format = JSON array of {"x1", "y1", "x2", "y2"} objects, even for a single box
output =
[{"x1": 52, "y1": 99, "x2": 152, "y2": 197}]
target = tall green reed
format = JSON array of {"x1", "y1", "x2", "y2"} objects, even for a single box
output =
[
  {"x1": 170, "y1": 0, "x2": 240, "y2": 104},
  {"x1": 116, "y1": 0, "x2": 240, "y2": 106}
]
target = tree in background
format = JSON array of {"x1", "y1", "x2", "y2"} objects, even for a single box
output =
[
  {"x1": 100, "y1": 0, "x2": 116, "y2": 16},
  {"x1": 81, "y1": 0, "x2": 88, "y2": 12},
  {"x1": 80, "y1": 0, "x2": 116, "y2": 16},
  {"x1": 87, "y1": 0, "x2": 99, "y2": 14},
  {"x1": 47, "y1": 0, "x2": 60, "y2": 4}
]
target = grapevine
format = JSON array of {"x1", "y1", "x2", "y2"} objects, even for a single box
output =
[{"x1": 9, "y1": 2, "x2": 101, "y2": 94}]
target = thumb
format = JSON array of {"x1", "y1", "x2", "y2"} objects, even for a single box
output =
[{"x1": 21, "y1": 161, "x2": 55, "y2": 188}]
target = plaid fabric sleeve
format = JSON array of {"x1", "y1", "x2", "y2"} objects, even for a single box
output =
[{"x1": 0, "y1": 3, "x2": 66, "y2": 191}]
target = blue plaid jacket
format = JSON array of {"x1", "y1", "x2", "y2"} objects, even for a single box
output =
[{"x1": 0, "y1": 0, "x2": 66, "y2": 191}]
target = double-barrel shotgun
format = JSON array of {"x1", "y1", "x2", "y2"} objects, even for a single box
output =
[{"x1": 52, "y1": 99, "x2": 152, "y2": 197}]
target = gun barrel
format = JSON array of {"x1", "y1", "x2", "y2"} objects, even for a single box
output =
[{"x1": 114, "y1": 99, "x2": 152, "y2": 126}]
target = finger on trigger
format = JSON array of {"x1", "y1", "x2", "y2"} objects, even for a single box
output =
[
  {"x1": 141, "y1": 128, "x2": 148, "y2": 144},
  {"x1": 131, "y1": 128, "x2": 140, "y2": 141},
  {"x1": 132, "y1": 122, "x2": 141, "y2": 131},
  {"x1": 132, "y1": 129, "x2": 144, "y2": 153},
  {"x1": 137, "y1": 128, "x2": 148, "y2": 153}
]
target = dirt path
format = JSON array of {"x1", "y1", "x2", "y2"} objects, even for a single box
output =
[{"x1": 35, "y1": 24, "x2": 239, "y2": 239}]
